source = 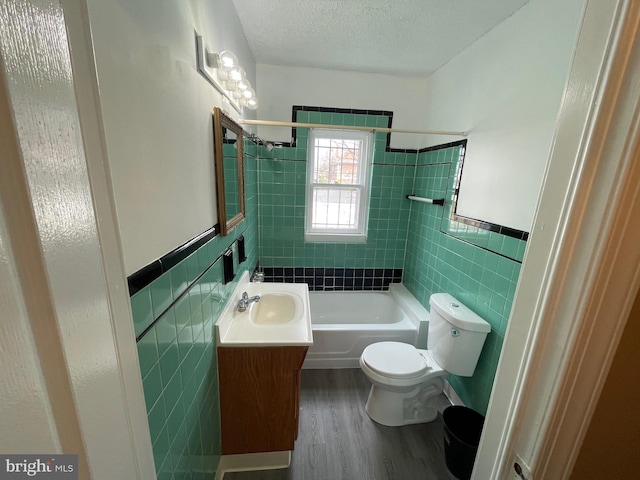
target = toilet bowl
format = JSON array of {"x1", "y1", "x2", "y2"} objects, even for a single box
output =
[
  {"x1": 359, "y1": 293, "x2": 490, "y2": 426},
  {"x1": 359, "y1": 341, "x2": 447, "y2": 425}
]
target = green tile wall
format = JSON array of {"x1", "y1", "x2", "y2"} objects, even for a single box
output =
[
  {"x1": 403, "y1": 144, "x2": 523, "y2": 415},
  {"x1": 129, "y1": 139, "x2": 259, "y2": 480},
  {"x1": 258, "y1": 111, "x2": 415, "y2": 270}
]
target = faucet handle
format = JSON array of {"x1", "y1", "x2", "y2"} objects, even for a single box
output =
[{"x1": 241, "y1": 292, "x2": 248, "y2": 301}]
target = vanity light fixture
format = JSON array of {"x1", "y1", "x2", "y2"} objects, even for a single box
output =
[{"x1": 196, "y1": 34, "x2": 258, "y2": 112}]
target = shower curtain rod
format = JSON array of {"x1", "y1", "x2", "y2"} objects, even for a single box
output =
[{"x1": 240, "y1": 119, "x2": 467, "y2": 137}]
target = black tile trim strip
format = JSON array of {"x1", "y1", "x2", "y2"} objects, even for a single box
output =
[
  {"x1": 262, "y1": 267, "x2": 402, "y2": 291},
  {"x1": 449, "y1": 214, "x2": 530, "y2": 241},
  {"x1": 417, "y1": 139, "x2": 467, "y2": 154},
  {"x1": 415, "y1": 161, "x2": 452, "y2": 167},
  {"x1": 388, "y1": 140, "x2": 468, "y2": 155},
  {"x1": 127, "y1": 224, "x2": 220, "y2": 296},
  {"x1": 441, "y1": 232, "x2": 523, "y2": 264},
  {"x1": 290, "y1": 105, "x2": 394, "y2": 150},
  {"x1": 388, "y1": 147, "x2": 419, "y2": 154},
  {"x1": 292, "y1": 105, "x2": 393, "y2": 116}
]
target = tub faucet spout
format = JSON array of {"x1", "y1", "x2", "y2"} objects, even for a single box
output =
[{"x1": 237, "y1": 292, "x2": 260, "y2": 312}]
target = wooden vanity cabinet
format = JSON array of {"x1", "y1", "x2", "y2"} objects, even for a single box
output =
[{"x1": 218, "y1": 346, "x2": 308, "y2": 454}]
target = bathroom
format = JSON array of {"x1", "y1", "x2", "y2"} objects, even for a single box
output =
[
  {"x1": 1, "y1": 1, "x2": 639, "y2": 480},
  {"x1": 120, "y1": 0, "x2": 542, "y2": 474}
]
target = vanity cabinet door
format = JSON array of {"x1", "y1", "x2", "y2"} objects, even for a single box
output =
[{"x1": 218, "y1": 346, "x2": 308, "y2": 454}]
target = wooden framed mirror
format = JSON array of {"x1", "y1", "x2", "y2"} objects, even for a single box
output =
[{"x1": 213, "y1": 107, "x2": 245, "y2": 236}]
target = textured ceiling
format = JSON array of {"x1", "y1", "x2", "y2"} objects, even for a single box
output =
[{"x1": 231, "y1": 0, "x2": 531, "y2": 77}]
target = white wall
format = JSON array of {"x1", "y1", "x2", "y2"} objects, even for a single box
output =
[
  {"x1": 421, "y1": 0, "x2": 586, "y2": 232},
  {"x1": 256, "y1": 64, "x2": 430, "y2": 149},
  {"x1": 87, "y1": 0, "x2": 255, "y2": 274}
]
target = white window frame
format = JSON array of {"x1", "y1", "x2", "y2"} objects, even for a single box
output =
[{"x1": 305, "y1": 128, "x2": 372, "y2": 242}]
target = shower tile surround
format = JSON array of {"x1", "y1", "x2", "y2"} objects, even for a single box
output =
[
  {"x1": 259, "y1": 108, "x2": 414, "y2": 287},
  {"x1": 258, "y1": 107, "x2": 525, "y2": 414},
  {"x1": 129, "y1": 140, "x2": 259, "y2": 479}
]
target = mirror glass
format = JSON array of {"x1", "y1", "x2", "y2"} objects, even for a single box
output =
[
  {"x1": 213, "y1": 107, "x2": 245, "y2": 235},
  {"x1": 438, "y1": 141, "x2": 528, "y2": 262}
]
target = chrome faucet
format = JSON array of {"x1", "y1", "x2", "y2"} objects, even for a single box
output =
[
  {"x1": 237, "y1": 292, "x2": 260, "y2": 312},
  {"x1": 251, "y1": 271, "x2": 265, "y2": 283}
]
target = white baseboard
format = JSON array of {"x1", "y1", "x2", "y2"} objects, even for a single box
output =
[
  {"x1": 214, "y1": 451, "x2": 291, "y2": 480},
  {"x1": 443, "y1": 380, "x2": 464, "y2": 406}
]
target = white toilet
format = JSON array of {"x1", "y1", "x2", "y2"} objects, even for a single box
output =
[{"x1": 359, "y1": 293, "x2": 491, "y2": 426}]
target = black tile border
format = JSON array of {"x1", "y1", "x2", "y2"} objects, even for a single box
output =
[
  {"x1": 388, "y1": 141, "x2": 469, "y2": 156},
  {"x1": 388, "y1": 147, "x2": 419, "y2": 153},
  {"x1": 417, "y1": 139, "x2": 468, "y2": 154},
  {"x1": 291, "y1": 105, "x2": 394, "y2": 151},
  {"x1": 262, "y1": 267, "x2": 402, "y2": 291},
  {"x1": 127, "y1": 224, "x2": 220, "y2": 296},
  {"x1": 449, "y1": 216, "x2": 529, "y2": 241},
  {"x1": 441, "y1": 232, "x2": 524, "y2": 264}
]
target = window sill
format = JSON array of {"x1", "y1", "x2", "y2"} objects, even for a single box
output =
[{"x1": 304, "y1": 233, "x2": 367, "y2": 243}]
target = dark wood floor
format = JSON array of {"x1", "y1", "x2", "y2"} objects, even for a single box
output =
[{"x1": 224, "y1": 369, "x2": 454, "y2": 480}]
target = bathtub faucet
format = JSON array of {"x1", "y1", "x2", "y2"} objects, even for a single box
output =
[{"x1": 237, "y1": 292, "x2": 260, "y2": 312}]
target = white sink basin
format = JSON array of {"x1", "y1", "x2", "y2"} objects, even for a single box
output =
[
  {"x1": 215, "y1": 272, "x2": 313, "y2": 346},
  {"x1": 250, "y1": 293, "x2": 301, "y2": 325}
]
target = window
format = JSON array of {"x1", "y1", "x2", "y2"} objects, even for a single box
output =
[{"x1": 305, "y1": 129, "x2": 372, "y2": 242}]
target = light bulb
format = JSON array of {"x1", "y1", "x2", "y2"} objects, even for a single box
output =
[
  {"x1": 237, "y1": 79, "x2": 250, "y2": 91},
  {"x1": 242, "y1": 87, "x2": 255, "y2": 99},
  {"x1": 247, "y1": 98, "x2": 258, "y2": 110},
  {"x1": 217, "y1": 51, "x2": 238, "y2": 70},
  {"x1": 229, "y1": 66, "x2": 245, "y2": 82}
]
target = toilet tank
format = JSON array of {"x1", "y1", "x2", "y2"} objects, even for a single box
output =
[{"x1": 428, "y1": 293, "x2": 491, "y2": 377}]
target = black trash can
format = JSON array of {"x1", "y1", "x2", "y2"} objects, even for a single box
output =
[{"x1": 442, "y1": 406, "x2": 485, "y2": 480}]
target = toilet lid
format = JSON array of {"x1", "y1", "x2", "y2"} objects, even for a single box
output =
[{"x1": 362, "y1": 342, "x2": 428, "y2": 378}]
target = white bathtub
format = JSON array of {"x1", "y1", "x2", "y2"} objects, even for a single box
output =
[{"x1": 302, "y1": 283, "x2": 430, "y2": 369}]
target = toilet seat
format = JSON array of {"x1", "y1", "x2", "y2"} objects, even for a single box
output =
[{"x1": 361, "y1": 342, "x2": 429, "y2": 379}]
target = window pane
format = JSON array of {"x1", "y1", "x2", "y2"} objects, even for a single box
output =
[
  {"x1": 312, "y1": 187, "x2": 360, "y2": 229},
  {"x1": 312, "y1": 137, "x2": 362, "y2": 185}
]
